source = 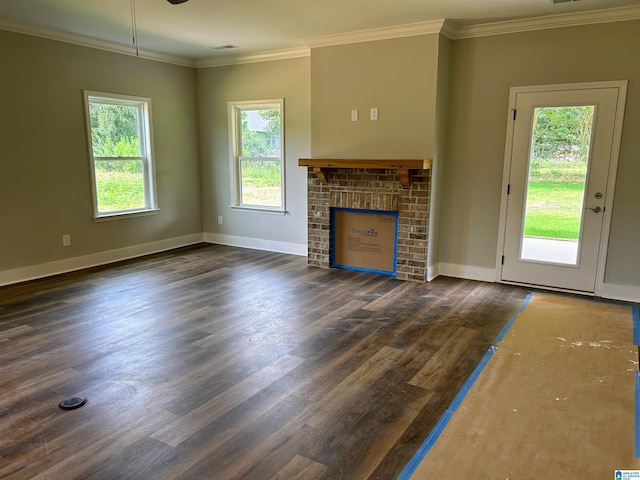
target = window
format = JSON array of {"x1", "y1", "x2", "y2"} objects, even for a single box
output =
[
  {"x1": 84, "y1": 91, "x2": 157, "y2": 219},
  {"x1": 228, "y1": 99, "x2": 285, "y2": 212}
]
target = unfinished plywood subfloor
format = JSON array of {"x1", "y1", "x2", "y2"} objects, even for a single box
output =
[{"x1": 410, "y1": 293, "x2": 640, "y2": 478}]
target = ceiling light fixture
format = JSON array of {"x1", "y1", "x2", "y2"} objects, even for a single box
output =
[
  {"x1": 213, "y1": 45, "x2": 240, "y2": 50},
  {"x1": 130, "y1": 0, "x2": 139, "y2": 56},
  {"x1": 130, "y1": 0, "x2": 190, "y2": 57}
]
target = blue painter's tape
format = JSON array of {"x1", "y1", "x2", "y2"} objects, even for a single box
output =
[
  {"x1": 636, "y1": 372, "x2": 640, "y2": 459},
  {"x1": 330, "y1": 263, "x2": 396, "y2": 277},
  {"x1": 495, "y1": 293, "x2": 530, "y2": 343},
  {"x1": 396, "y1": 293, "x2": 531, "y2": 479},
  {"x1": 517, "y1": 292, "x2": 533, "y2": 313},
  {"x1": 495, "y1": 314, "x2": 518, "y2": 344},
  {"x1": 633, "y1": 306, "x2": 640, "y2": 346},
  {"x1": 449, "y1": 346, "x2": 496, "y2": 412},
  {"x1": 396, "y1": 410, "x2": 455, "y2": 480},
  {"x1": 396, "y1": 345, "x2": 498, "y2": 479}
]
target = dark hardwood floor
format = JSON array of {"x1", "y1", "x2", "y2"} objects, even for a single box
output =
[{"x1": 0, "y1": 244, "x2": 528, "y2": 479}]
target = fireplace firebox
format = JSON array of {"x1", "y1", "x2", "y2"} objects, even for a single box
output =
[{"x1": 331, "y1": 208, "x2": 399, "y2": 276}]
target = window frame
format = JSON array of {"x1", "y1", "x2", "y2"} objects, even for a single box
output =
[
  {"x1": 228, "y1": 99, "x2": 286, "y2": 214},
  {"x1": 83, "y1": 90, "x2": 158, "y2": 221}
]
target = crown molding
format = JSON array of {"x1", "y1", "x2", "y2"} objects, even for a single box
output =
[
  {"x1": 449, "y1": 5, "x2": 640, "y2": 39},
  {"x1": 439, "y1": 19, "x2": 459, "y2": 40},
  {"x1": 2, "y1": 4, "x2": 640, "y2": 68},
  {"x1": 304, "y1": 19, "x2": 446, "y2": 48},
  {"x1": 0, "y1": 16, "x2": 196, "y2": 67},
  {"x1": 196, "y1": 47, "x2": 310, "y2": 68},
  {"x1": 302, "y1": 4, "x2": 640, "y2": 48}
]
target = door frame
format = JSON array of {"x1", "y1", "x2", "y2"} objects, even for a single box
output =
[{"x1": 496, "y1": 80, "x2": 628, "y2": 295}]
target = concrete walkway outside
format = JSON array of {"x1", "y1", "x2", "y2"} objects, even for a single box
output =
[{"x1": 521, "y1": 237, "x2": 578, "y2": 264}]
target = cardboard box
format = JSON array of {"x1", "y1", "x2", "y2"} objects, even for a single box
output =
[{"x1": 332, "y1": 208, "x2": 398, "y2": 275}]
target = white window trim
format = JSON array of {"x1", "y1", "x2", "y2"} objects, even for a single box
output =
[
  {"x1": 228, "y1": 99, "x2": 286, "y2": 214},
  {"x1": 83, "y1": 90, "x2": 159, "y2": 220}
]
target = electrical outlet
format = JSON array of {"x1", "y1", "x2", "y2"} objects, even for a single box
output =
[
  {"x1": 218, "y1": 216, "x2": 223, "y2": 225},
  {"x1": 62, "y1": 234, "x2": 71, "y2": 247},
  {"x1": 370, "y1": 107, "x2": 379, "y2": 121},
  {"x1": 351, "y1": 109, "x2": 359, "y2": 121}
]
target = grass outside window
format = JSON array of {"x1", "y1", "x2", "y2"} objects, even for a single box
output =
[
  {"x1": 524, "y1": 161, "x2": 587, "y2": 241},
  {"x1": 95, "y1": 161, "x2": 145, "y2": 212}
]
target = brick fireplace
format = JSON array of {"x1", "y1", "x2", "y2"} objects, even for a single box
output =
[{"x1": 299, "y1": 160, "x2": 432, "y2": 282}]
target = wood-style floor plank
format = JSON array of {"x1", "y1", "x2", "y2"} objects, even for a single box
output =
[
  {"x1": 0, "y1": 244, "x2": 528, "y2": 479},
  {"x1": 152, "y1": 354, "x2": 306, "y2": 447},
  {"x1": 272, "y1": 454, "x2": 327, "y2": 480}
]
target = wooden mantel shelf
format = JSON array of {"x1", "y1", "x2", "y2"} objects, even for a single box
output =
[{"x1": 298, "y1": 158, "x2": 432, "y2": 187}]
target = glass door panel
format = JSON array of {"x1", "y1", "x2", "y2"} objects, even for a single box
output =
[{"x1": 520, "y1": 106, "x2": 594, "y2": 265}]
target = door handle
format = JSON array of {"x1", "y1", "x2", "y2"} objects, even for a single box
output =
[{"x1": 586, "y1": 206, "x2": 602, "y2": 213}]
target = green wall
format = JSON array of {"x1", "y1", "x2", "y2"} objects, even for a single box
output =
[
  {"x1": 439, "y1": 20, "x2": 640, "y2": 286},
  {"x1": 0, "y1": 30, "x2": 202, "y2": 271},
  {"x1": 310, "y1": 34, "x2": 439, "y2": 159},
  {"x1": 428, "y1": 34, "x2": 453, "y2": 277},
  {"x1": 196, "y1": 57, "x2": 311, "y2": 247},
  {"x1": 1, "y1": 17, "x2": 639, "y2": 292}
]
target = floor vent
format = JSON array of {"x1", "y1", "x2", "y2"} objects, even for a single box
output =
[{"x1": 58, "y1": 396, "x2": 88, "y2": 410}]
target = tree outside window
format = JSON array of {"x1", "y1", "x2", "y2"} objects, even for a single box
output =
[
  {"x1": 84, "y1": 91, "x2": 157, "y2": 218},
  {"x1": 229, "y1": 100, "x2": 285, "y2": 212}
]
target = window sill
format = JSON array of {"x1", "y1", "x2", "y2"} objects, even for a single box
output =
[
  {"x1": 94, "y1": 208, "x2": 160, "y2": 222},
  {"x1": 231, "y1": 206, "x2": 287, "y2": 216}
]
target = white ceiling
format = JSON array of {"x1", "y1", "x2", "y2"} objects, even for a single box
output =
[{"x1": 1, "y1": 0, "x2": 639, "y2": 66}]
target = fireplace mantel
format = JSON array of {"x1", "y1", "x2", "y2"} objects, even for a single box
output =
[{"x1": 298, "y1": 158, "x2": 432, "y2": 187}]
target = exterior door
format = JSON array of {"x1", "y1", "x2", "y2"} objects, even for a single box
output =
[{"x1": 499, "y1": 82, "x2": 627, "y2": 293}]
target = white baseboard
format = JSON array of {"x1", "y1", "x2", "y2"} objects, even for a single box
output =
[
  {"x1": 438, "y1": 262, "x2": 497, "y2": 283},
  {"x1": 0, "y1": 233, "x2": 204, "y2": 287},
  {"x1": 6, "y1": 240, "x2": 636, "y2": 303},
  {"x1": 597, "y1": 283, "x2": 640, "y2": 303},
  {"x1": 437, "y1": 262, "x2": 640, "y2": 303},
  {"x1": 204, "y1": 233, "x2": 307, "y2": 256},
  {"x1": 427, "y1": 263, "x2": 439, "y2": 282}
]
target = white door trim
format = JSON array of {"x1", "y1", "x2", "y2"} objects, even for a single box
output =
[{"x1": 496, "y1": 80, "x2": 628, "y2": 295}]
